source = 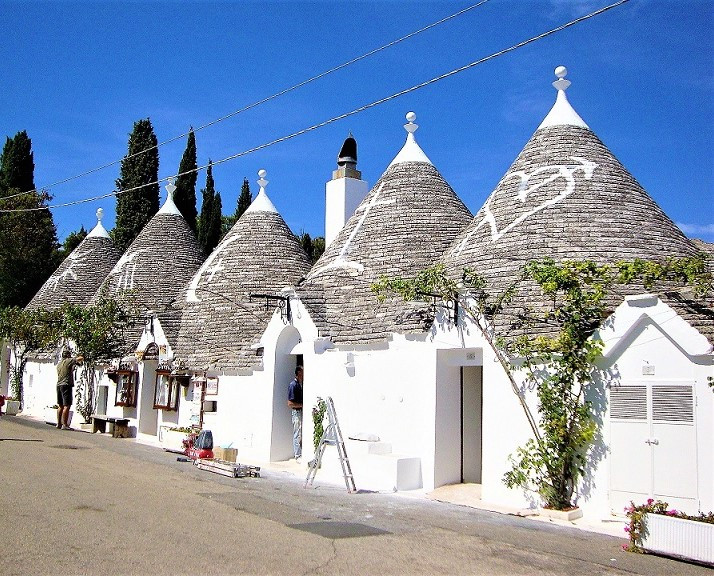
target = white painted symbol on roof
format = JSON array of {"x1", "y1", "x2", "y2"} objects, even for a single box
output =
[
  {"x1": 111, "y1": 249, "x2": 147, "y2": 292},
  {"x1": 205, "y1": 258, "x2": 225, "y2": 282},
  {"x1": 309, "y1": 182, "x2": 395, "y2": 278},
  {"x1": 46, "y1": 247, "x2": 95, "y2": 291},
  {"x1": 452, "y1": 156, "x2": 597, "y2": 253},
  {"x1": 186, "y1": 236, "x2": 241, "y2": 303}
]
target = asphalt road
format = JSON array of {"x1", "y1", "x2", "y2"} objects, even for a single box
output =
[{"x1": 0, "y1": 416, "x2": 709, "y2": 576}]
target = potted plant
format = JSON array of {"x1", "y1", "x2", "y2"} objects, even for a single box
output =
[
  {"x1": 624, "y1": 499, "x2": 714, "y2": 565},
  {"x1": 4, "y1": 397, "x2": 21, "y2": 416},
  {"x1": 160, "y1": 425, "x2": 192, "y2": 452}
]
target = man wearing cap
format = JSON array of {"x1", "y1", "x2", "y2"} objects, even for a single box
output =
[{"x1": 56, "y1": 350, "x2": 83, "y2": 430}]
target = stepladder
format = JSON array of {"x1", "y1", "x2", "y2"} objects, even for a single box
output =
[{"x1": 304, "y1": 396, "x2": 356, "y2": 493}]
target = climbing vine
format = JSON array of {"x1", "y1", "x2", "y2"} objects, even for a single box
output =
[
  {"x1": 372, "y1": 255, "x2": 711, "y2": 510},
  {"x1": 312, "y1": 396, "x2": 327, "y2": 451}
]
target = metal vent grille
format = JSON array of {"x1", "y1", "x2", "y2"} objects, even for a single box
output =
[
  {"x1": 652, "y1": 386, "x2": 694, "y2": 423},
  {"x1": 610, "y1": 386, "x2": 647, "y2": 419}
]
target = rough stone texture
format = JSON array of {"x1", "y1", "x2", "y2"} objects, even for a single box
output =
[
  {"x1": 298, "y1": 161, "x2": 472, "y2": 344},
  {"x1": 26, "y1": 235, "x2": 121, "y2": 311},
  {"x1": 91, "y1": 212, "x2": 206, "y2": 348},
  {"x1": 442, "y1": 124, "x2": 711, "y2": 344},
  {"x1": 663, "y1": 239, "x2": 714, "y2": 344},
  {"x1": 174, "y1": 210, "x2": 312, "y2": 370}
]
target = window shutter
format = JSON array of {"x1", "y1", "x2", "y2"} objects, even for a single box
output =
[
  {"x1": 652, "y1": 386, "x2": 694, "y2": 423},
  {"x1": 610, "y1": 386, "x2": 647, "y2": 419}
]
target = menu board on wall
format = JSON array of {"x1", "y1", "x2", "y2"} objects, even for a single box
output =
[{"x1": 189, "y1": 381, "x2": 203, "y2": 426}]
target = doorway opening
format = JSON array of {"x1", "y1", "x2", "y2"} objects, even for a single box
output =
[{"x1": 461, "y1": 366, "x2": 483, "y2": 484}]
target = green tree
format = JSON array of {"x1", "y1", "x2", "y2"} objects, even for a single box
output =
[
  {"x1": 197, "y1": 161, "x2": 216, "y2": 254},
  {"x1": 113, "y1": 118, "x2": 159, "y2": 252},
  {"x1": 300, "y1": 232, "x2": 314, "y2": 262},
  {"x1": 57, "y1": 226, "x2": 88, "y2": 262},
  {"x1": 174, "y1": 128, "x2": 198, "y2": 232},
  {"x1": 0, "y1": 130, "x2": 35, "y2": 193},
  {"x1": 298, "y1": 232, "x2": 325, "y2": 264},
  {"x1": 373, "y1": 256, "x2": 711, "y2": 510},
  {"x1": 207, "y1": 192, "x2": 223, "y2": 254},
  {"x1": 59, "y1": 293, "x2": 137, "y2": 422},
  {"x1": 311, "y1": 236, "x2": 325, "y2": 263},
  {"x1": 222, "y1": 177, "x2": 252, "y2": 235},
  {"x1": 0, "y1": 131, "x2": 59, "y2": 307},
  {"x1": 0, "y1": 306, "x2": 63, "y2": 406}
]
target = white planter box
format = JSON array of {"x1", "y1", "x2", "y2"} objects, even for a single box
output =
[
  {"x1": 643, "y1": 513, "x2": 714, "y2": 565},
  {"x1": 159, "y1": 427, "x2": 187, "y2": 452},
  {"x1": 5, "y1": 400, "x2": 20, "y2": 416}
]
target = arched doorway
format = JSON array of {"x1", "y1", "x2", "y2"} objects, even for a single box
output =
[{"x1": 271, "y1": 326, "x2": 303, "y2": 461}]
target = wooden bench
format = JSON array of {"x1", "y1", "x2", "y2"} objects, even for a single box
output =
[{"x1": 91, "y1": 414, "x2": 130, "y2": 438}]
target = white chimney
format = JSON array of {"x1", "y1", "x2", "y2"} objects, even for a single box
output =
[{"x1": 325, "y1": 133, "x2": 368, "y2": 248}]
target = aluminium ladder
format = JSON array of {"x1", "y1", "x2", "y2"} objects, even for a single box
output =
[{"x1": 304, "y1": 396, "x2": 356, "y2": 493}]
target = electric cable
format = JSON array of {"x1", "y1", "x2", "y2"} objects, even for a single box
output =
[
  {"x1": 2, "y1": 1, "x2": 491, "y2": 202},
  {"x1": 0, "y1": 0, "x2": 630, "y2": 214}
]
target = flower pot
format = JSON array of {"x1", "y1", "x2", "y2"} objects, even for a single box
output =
[
  {"x1": 642, "y1": 513, "x2": 714, "y2": 565},
  {"x1": 4, "y1": 400, "x2": 20, "y2": 416},
  {"x1": 159, "y1": 427, "x2": 188, "y2": 452}
]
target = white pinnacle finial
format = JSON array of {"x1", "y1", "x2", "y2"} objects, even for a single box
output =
[
  {"x1": 404, "y1": 111, "x2": 418, "y2": 134},
  {"x1": 166, "y1": 177, "x2": 177, "y2": 197},
  {"x1": 157, "y1": 176, "x2": 181, "y2": 215},
  {"x1": 537, "y1": 65, "x2": 588, "y2": 130},
  {"x1": 245, "y1": 168, "x2": 277, "y2": 214},
  {"x1": 553, "y1": 65, "x2": 571, "y2": 91},
  {"x1": 87, "y1": 206, "x2": 110, "y2": 238},
  {"x1": 257, "y1": 169, "x2": 268, "y2": 192}
]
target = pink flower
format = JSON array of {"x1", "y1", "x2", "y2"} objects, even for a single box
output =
[
  {"x1": 621, "y1": 544, "x2": 629, "y2": 551},
  {"x1": 647, "y1": 498, "x2": 654, "y2": 505},
  {"x1": 667, "y1": 510, "x2": 678, "y2": 516},
  {"x1": 624, "y1": 525, "x2": 630, "y2": 532}
]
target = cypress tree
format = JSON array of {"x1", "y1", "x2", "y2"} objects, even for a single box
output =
[
  {"x1": 206, "y1": 192, "x2": 223, "y2": 254},
  {"x1": 300, "y1": 232, "x2": 314, "y2": 262},
  {"x1": 197, "y1": 161, "x2": 215, "y2": 254},
  {"x1": 112, "y1": 118, "x2": 159, "y2": 252},
  {"x1": 0, "y1": 131, "x2": 59, "y2": 307},
  {"x1": 236, "y1": 178, "x2": 252, "y2": 220},
  {"x1": 221, "y1": 177, "x2": 252, "y2": 235},
  {"x1": 0, "y1": 131, "x2": 35, "y2": 194},
  {"x1": 174, "y1": 128, "x2": 198, "y2": 232}
]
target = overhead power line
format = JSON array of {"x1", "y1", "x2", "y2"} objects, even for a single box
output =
[
  {"x1": 0, "y1": 0, "x2": 630, "y2": 214},
  {"x1": 2, "y1": 0, "x2": 491, "y2": 202}
]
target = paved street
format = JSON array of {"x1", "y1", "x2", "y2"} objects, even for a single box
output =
[{"x1": 0, "y1": 416, "x2": 709, "y2": 576}]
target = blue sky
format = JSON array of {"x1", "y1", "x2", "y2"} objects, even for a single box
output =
[{"x1": 1, "y1": 0, "x2": 712, "y2": 244}]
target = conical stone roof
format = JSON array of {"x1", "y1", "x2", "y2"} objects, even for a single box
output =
[
  {"x1": 174, "y1": 171, "x2": 312, "y2": 370},
  {"x1": 92, "y1": 188, "x2": 205, "y2": 347},
  {"x1": 298, "y1": 113, "x2": 473, "y2": 344},
  {"x1": 26, "y1": 208, "x2": 121, "y2": 311},
  {"x1": 443, "y1": 67, "x2": 705, "y2": 340}
]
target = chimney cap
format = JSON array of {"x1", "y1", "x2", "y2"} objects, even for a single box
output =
[{"x1": 337, "y1": 132, "x2": 357, "y2": 166}]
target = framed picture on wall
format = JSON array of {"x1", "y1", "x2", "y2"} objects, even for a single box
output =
[{"x1": 205, "y1": 376, "x2": 219, "y2": 395}]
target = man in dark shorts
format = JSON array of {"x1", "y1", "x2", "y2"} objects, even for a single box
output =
[{"x1": 56, "y1": 350, "x2": 83, "y2": 430}]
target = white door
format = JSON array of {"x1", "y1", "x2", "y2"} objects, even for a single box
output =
[{"x1": 609, "y1": 383, "x2": 697, "y2": 514}]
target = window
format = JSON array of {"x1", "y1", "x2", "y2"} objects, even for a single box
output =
[
  {"x1": 154, "y1": 371, "x2": 180, "y2": 411},
  {"x1": 112, "y1": 370, "x2": 138, "y2": 407}
]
